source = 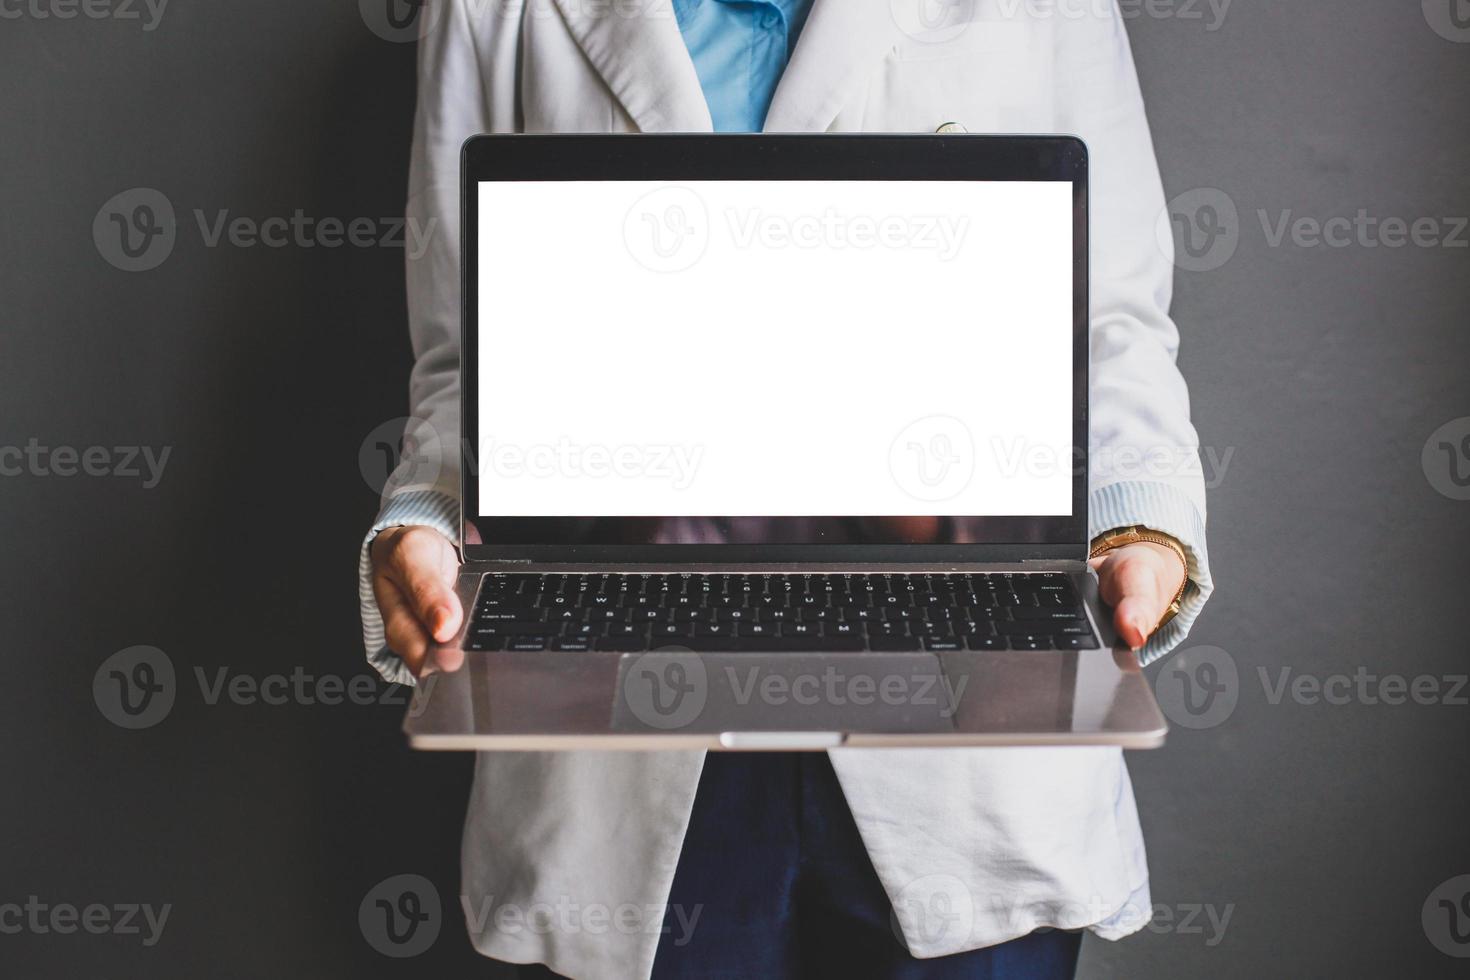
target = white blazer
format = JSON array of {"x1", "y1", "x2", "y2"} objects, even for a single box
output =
[{"x1": 382, "y1": 2, "x2": 1211, "y2": 978}]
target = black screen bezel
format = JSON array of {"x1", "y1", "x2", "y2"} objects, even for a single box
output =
[{"x1": 460, "y1": 134, "x2": 1089, "y2": 564}]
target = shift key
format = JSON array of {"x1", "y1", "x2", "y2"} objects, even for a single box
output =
[{"x1": 1010, "y1": 607, "x2": 1084, "y2": 621}]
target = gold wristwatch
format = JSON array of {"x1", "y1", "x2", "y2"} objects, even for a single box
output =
[{"x1": 1089, "y1": 525, "x2": 1190, "y2": 630}]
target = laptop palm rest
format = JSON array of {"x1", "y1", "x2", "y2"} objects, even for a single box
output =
[{"x1": 612, "y1": 653, "x2": 959, "y2": 735}]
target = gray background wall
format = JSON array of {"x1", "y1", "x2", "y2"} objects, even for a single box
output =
[{"x1": 1, "y1": 1, "x2": 1467, "y2": 976}]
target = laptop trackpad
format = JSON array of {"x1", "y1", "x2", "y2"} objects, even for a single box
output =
[{"x1": 612, "y1": 653, "x2": 959, "y2": 734}]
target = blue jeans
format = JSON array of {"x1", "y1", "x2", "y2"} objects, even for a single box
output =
[{"x1": 515, "y1": 752, "x2": 1081, "y2": 980}]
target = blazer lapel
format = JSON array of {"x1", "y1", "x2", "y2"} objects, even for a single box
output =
[
  {"x1": 550, "y1": 0, "x2": 713, "y2": 132},
  {"x1": 763, "y1": 0, "x2": 901, "y2": 132}
]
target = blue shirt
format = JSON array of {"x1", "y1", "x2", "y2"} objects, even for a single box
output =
[{"x1": 672, "y1": 0, "x2": 816, "y2": 133}]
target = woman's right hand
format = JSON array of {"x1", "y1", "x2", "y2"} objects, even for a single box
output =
[{"x1": 369, "y1": 526, "x2": 464, "y2": 677}]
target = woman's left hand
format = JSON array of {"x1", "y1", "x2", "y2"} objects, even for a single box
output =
[{"x1": 1089, "y1": 542, "x2": 1188, "y2": 651}]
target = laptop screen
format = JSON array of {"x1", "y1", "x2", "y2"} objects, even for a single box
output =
[{"x1": 472, "y1": 174, "x2": 1078, "y2": 546}]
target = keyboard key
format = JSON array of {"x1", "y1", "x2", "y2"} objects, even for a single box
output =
[
  {"x1": 682, "y1": 637, "x2": 865, "y2": 653},
  {"x1": 868, "y1": 637, "x2": 922, "y2": 652},
  {"x1": 474, "y1": 610, "x2": 543, "y2": 623},
  {"x1": 1056, "y1": 635, "x2": 1100, "y2": 650},
  {"x1": 923, "y1": 639, "x2": 964, "y2": 652},
  {"x1": 595, "y1": 636, "x2": 652, "y2": 651},
  {"x1": 965, "y1": 635, "x2": 1008, "y2": 651},
  {"x1": 506, "y1": 637, "x2": 549, "y2": 651},
  {"x1": 477, "y1": 596, "x2": 538, "y2": 610},
  {"x1": 998, "y1": 620, "x2": 1077, "y2": 636},
  {"x1": 1011, "y1": 607, "x2": 1085, "y2": 622},
  {"x1": 472, "y1": 623, "x2": 550, "y2": 636}
]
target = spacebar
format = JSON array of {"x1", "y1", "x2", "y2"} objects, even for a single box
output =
[{"x1": 674, "y1": 637, "x2": 866, "y2": 653}]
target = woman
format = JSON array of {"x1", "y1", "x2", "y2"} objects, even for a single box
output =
[{"x1": 362, "y1": 2, "x2": 1214, "y2": 977}]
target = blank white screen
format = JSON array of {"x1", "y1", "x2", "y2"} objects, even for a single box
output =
[{"x1": 476, "y1": 180, "x2": 1074, "y2": 518}]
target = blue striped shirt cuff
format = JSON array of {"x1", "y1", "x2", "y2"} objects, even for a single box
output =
[
  {"x1": 358, "y1": 489, "x2": 460, "y2": 686},
  {"x1": 1090, "y1": 480, "x2": 1213, "y2": 666}
]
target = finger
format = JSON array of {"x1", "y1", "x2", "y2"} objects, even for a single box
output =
[
  {"x1": 427, "y1": 643, "x2": 465, "y2": 676},
  {"x1": 383, "y1": 529, "x2": 463, "y2": 643},
  {"x1": 1113, "y1": 594, "x2": 1160, "y2": 651},
  {"x1": 373, "y1": 573, "x2": 432, "y2": 675},
  {"x1": 1103, "y1": 557, "x2": 1167, "y2": 650}
]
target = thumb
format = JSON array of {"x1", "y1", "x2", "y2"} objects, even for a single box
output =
[
  {"x1": 383, "y1": 529, "x2": 463, "y2": 643},
  {"x1": 1112, "y1": 593, "x2": 1162, "y2": 651},
  {"x1": 1095, "y1": 553, "x2": 1167, "y2": 651}
]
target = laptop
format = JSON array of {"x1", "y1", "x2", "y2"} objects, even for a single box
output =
[{"x1": 403, "y1": 134, "x2": 1168, "y2": 750}]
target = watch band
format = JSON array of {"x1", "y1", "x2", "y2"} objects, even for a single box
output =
[{"x1": 1089, "y1": 525, "x2": 1190, "y2": 630}]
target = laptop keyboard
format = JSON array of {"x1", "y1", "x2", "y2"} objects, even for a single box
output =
[{"x1": 463, "y1": 572, "x2": 1100, "y2": 653}]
